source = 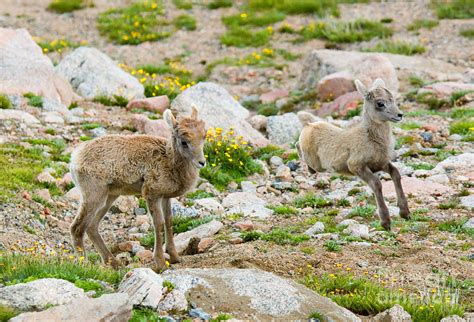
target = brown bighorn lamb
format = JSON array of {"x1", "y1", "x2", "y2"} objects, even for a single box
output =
[
  {"x1": 297, "y1": 79, "x2": 410, "y2": 230},
  {"x1": 69, "y1": 107, "x2": 206, "y2": 270}
]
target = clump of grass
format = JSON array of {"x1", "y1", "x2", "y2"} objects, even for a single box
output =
[
  {"x1": 415, "y1": 92, "x2": 449, "y2": 110},
  {"x1": 36, "y1": 38, "x2": 82, "y2": 54},
  {"x1": 460, "y1": 28, "x2": 474, "y2": 39},
  {"x1": 24, "y1": 92, "x2": 43, "y2": 107},
  {"x1": 223, "y1": 11, "x2": 286, "y2": 28},
  {"x1": 299, "y1": 19, "x2": 392, "y2": 43},
  {"x1": 92, "y1": 95, "x2": 128, "y2": 107},
  {"x1": 97, "y1": 1, "x2": 171, "y2": 45},
  {"x1": 408, "y1": 162, "x2": 434, "y2": 171},
  {"x1": 407, "y1": 19, "x2": 439, "y2": 31},
  {"x1": 0, "y1": 253, "x2": 124, "y2": 286},
  {"x1": 449, "y1": 119, "x2": 474, "y2": 135},
  {"x1": 200, "y1": 128, "x2": 262, "y2": 189},
  {"x1": 241, "y1": 228, "x2": 309, "y2": 245},
  {"x1": 253, "y1": 144, "x2": 285, "y2": 162},
  {"x1": 130, "y1": 308, "x2": 163, "y2": 322},
  {"x1": 399, "y1": 122, "x2": 421, "y2": 130},
  {"x1": 304, "y1": 272, "x2": 465, "y2": 321},
  {"x1": 451, "y1": 107, "x2": 474, "y2": 119},
  {"x1": 221, "y1": 26, "x2": 272, "y2": 47},
  {"x1": 432, "y1": 0, "x2": 474, "y2": 19},
  {"x1": 438, "y1": 198, "x2": 461, "y2": 210},
  {"x1": 324, "y1": 240, "x2": 342, "y2": 252},
  {"x1": 294, "y1": 193, "x2": 333, "y2": 208},
  {"x1": 0, "y1": 94, "x2": 12, "y2": 109},
  {"x1": 48, "y1": 0, "x2": 87, "y2": 13},
  {"x1": 409, "y1": 75, "x2": 425, "y2": 88},
  {"x1": 173, "y1": 14, "x2": 196, "y2": 30},
  {"x1": 172, "y1": 0, "x2": 192, "y2": 9},
  {"x1": 0, "y1": 305, "x2": 19, "y2": 321},
  {"x1": 248, "y1": 0, "x2": 340, "y2": 16},
  {"x1": 208, "y1": 0, "x2": 233, "y2": 9},
  {"x1": 347, "y1": 204, "x2": 376, "y2": 218},
  {"x1": 364, "y1": 40, "x2": 426, "y2": 55},
  {"x1": 186, "y1": 190, "x2": 214, "y2": 200},
  {"x1": 81, "y1": 122, "x2": 102, "y2": 130},
  {"x1": 438, "y1": 218, "x2": 473, "y2": 237},
  {"x1": 268, "y1": 205, "x2": 298, "y2": 217}
]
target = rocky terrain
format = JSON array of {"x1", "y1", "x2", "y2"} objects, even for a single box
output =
[{"x1": 0, "y1": 0, "x2": 473, "y2": 321}]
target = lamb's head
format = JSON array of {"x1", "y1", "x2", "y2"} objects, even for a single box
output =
[
  {"x1": 355, "y1": 78, "x2": 403, "y2": 123},
  {"x1": 164, "y1": 107, "x2": 206, "y2": 169}
]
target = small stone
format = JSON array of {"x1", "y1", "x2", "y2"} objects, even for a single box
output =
[
  {"x1": 136, "y1": 249, "x2": 154, "y2": 263},
  {"x1": 275, "y1": 165, "x2": 292, "y2": 181},
  {"x1": 287, "y1": 161, "x2": 299, "y2": 171},
  {"x1": 90, "y1": 127, "x2": 107, "y2": 137},
  {"x1": 136, "y1": 215, "x2": 149, "y2": 226},
  {"x1": 440, "y1": 315, "x2": 466, "y2": 322},
  {"x1": 304, "y1": 222, "x2": 325, "y2": 237},
  {"x1": 233, "y1": 220, "x2": 254, "y2": 232},
  {"x1": 269, "y1": 156, "x2": 283, "y2": 167},
  {"x1": 229, "y1": 237, "x2": 243, "y2": 244},
  {"x1": 118, "y1": 241, "x2": 140, "y2": 252},
  {"x1": 373, "y1": 304, "x2": 412, "y2": 322},
  {"x1": 420, "y1": 132, "x2": 433, "y2": 142},
  {"x1": 343, "y1": 223, "x2": 369, "y2": 240},
  {"x1": 248, "y1": 114, "x2": 267, "y2": 132},
  {"x1": 189, "y1": 308, "x2": 212, "y2": 321},
  {"x1": 157, "y1": 289, "x2": 188, "y2": 313},
  {"x1": 65, "y1": 187, "x2": 82, "y2": 201},
  {"x1": 37, "y1": 171, "x2": 56, "y2": 184},
  {"x1": 449, "y1": 134, "x2": 463, "y2": 141},
  {"x1": 198, "y1": 238, "x2": 214, "y2": 253},
  {"x1": 36, "y1": 188, "x2": 52, "y2": 203},
  {"x1": 115, "y1": 196, "x2": 139, "y2": 214},
  {"x1": 240, "y1": 181, "x2": 257, "y2": 194},
  {"x1": 118, "y1": 268, "x2": 164, "y2": 310},
  {"x1": 260, "y1": 89, "x2": 289, "y2": 104}
]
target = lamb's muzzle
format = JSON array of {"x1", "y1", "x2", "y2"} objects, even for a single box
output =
[{"x1": 297, "y1": 78, "x2": 410, "y2": 230}]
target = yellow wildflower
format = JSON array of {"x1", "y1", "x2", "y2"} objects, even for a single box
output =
[{"x1": 240, "y1": 13, "x2": 248, "y2": 19}]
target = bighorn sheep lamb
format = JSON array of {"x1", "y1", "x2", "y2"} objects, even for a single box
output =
[
  {"x1": 297, "y1": 78, "x2": 410, "y2": 230},
  {"x1": 70, "y1": 107, "x2": 206, "y2": 270}
]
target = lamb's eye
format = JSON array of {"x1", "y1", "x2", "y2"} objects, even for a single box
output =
[
  {"x1": 376, "y1": 101, "x2": 385, "y2": 109},
  {"x1": 181, "y1": 140, "x2": 189, "y2": 148}
]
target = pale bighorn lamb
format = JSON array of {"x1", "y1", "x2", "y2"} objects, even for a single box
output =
[
  {"x1": 297, "y1": 79, "x2": 410, "y2": 230},
  {"x1": 69, "y1": 107, "x2": 206, "y2": 270}
]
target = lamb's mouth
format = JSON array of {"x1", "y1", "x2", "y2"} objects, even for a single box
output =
[
  {"x1": 390, "y1": 117, "x2": 402, "y2": 123},
  {"x1": 192, "y1": 160, "x2": 206, "y2": 169}
]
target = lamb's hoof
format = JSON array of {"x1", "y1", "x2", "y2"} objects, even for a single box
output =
[
  {"x1": 381, "y1": 221, "x2": 391, "y2": 231},
  {"x1": 107, "y1": 257, "x2": 121, "y2": 270},
  {"x1": 169, "y1": 256, "x2": 181, "y2": 264},
  {"x1": 400, "y1": 209, "x2": 411, "y2": 220},
  {"x1": 151, "y1": 262, "x2": 168, "y2": 273}
]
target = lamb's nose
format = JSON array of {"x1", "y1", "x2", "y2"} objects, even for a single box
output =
[{"x1": 397, "y1": 113, "x2": 403, "y2": 118}]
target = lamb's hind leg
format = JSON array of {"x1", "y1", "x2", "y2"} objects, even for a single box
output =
[
  {"x1": 351, "y1": 165, "x2": 391, "y2": 230},
  {"x1": 162, "y1": 198, "x2": 180, "y2": 264},
  {"x1": 385, "y1": 162, "x2": 410, "y2": 220},
  {"x1": 145, "y1": 194, "x2": 166, "y2": 271},
  {"x1": 86, "y1": 194, "x2": 119, "y2": 268},
  {"x1": 70, "y1": 203, "x2": 90, "y2": 257}
]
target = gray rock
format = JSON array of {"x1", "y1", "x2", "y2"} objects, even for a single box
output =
[
  {"x1": 372, "y1": 304, "x2": 412, "y2": 321},
  {"x1": 287, "y1": 161, "x2": 299, "y2": 171},
  {"x1": 55, "y1": 47, "x2": 144, "y2": 100},
  {"x1": 420, "y1": 132, "x2": 433, "y2": 142},
  {"x1": 157, "y1": 289, "x2": 188, "y2": 313},
  {"x1": 172, "y1": 200, "x2": 199, "y2": 218},
  {"x1": 172, "y1": 220, "x2": 223, "y2": 255},
  {"x1": 267, "y1": 113, "x2": 303, "y2": 145},
  {"x1": 189, "y1": 308, "x2": 212, "y2": 320},
  {"x1": 41, "y1": 112, "x2": 64, "y2": 124},
  {"x1": 162, "y1": 268, "x2": 360, "y2": 321},
  {"x1": 170, "y1": 82, "x2": 268, "y2": 147},
  {"x1": 0, "y1": 278, "x2": 87, "y2": 311},
  {"x1": 134, "y1": 207, "x2": 147, "y2": 216},
  {"x1": 0, "y1": 109, "x2": 39, "y2": 124},
  {"x1": 440, "y1": 316, "x2": 466, "y2": 322},
  {"x1": 462, "y1": 217, "x2": 474, "y2": 229},
  {"x1": 271, "y1": 181, "x2": 294, "y2": 190},
  {"x1": 118, "y1": 268, "x2": 164, "y2": 310},
  {"x1": 222, "y1": 192, "x2": 273, "y2": 218},
  {"x1": 10, "y1": 293, "x2": 131, "y2": 322},
  {"x1": 269, "y1": 156, "x2": 284, "y2": 167},
  {"x1": 194, "y1": 198, "x2": 224, "y2": 215},
  {"x1": 91, "y1": 127, "x2": 107, "y2": 137},
  {"x1": 343, "y1": 223, "x2": 370, "y2": 240},
  {"x1": 304, "y1": 222, "x2": 325, "y2": 236},
  {"x1": 0, "y1": 28, "x2": 78, "y2": 105},
  {"x1": 338, "y1": 219, "x2": 359, "y2": 227},
  {"x1": 449, "y1": 134, "x2": 463, "y2": 141},
  {"x1": 433, "y1": 153, "x2": 474, "y2": 174},
  {"x1": 240, "y1": 181, "x2": 257, "y2": 194}
]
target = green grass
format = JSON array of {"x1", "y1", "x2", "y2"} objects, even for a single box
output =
[
  {"x1": 92, "y1": 95, "x2": 128, "y2": 107},
  {"x1": 364, "y1": 40, "x2": 426, "y2": 55},
  {"x1": 24, "y1": 92, "x2": 43, "y2": 107},
  {"x1": 407, "y1": 19, "x2": 439, "y2": 31},
  {"x1": 299, "y1": 19, "x2": 392, "y2": 43},
  {"x1": 432, "y1": 0, "x2": 474, "y2": 19},
  {"x1": 408, "y1": 163, "x2": 434, "y2": 171},
  {"x1": 139, "y1": 216, "x2": 213, "y2": 247},
  {"x1": 399, "y1": 122, "x2": 421, "y2": 130},
  {"x1": 449, "y1": 119, "x2": 474, "y2": 135},
  {"x1": 130, "y1": 308, "x2": 166, "y2": 322},
  {"x1": 268, "y1": 205, "x2": 298, "y2": 217},
  {"x1": 220, "y1": 26, "x2": 272, "y2": 47},
  {"x1": 172, "y1": 0, "x2": 192, "y2": 9},
  {"x1": 48, "y1": 0, "x2": 87, "y2": 13},
  {"x1": 97, "y1": 1, "x2": 171, "y2": 45},
  {"x1": 0, "y1": 305, "x2": 19, "y2": 321},
  {"x1": 0, "y1": 254, "x2": 124, "y2": 287},
  {"x1": 81, "y1": 122, "x2": 103, "y2": 130},
  {"x1": 460, "y1": 28, "x2": 474, "y2": 38},
  {"x1": 304, "y1": 272, "x2": 465, "y2": 321},
  {"x1": 438, "y1": 218, "x2": 473, "y2": 237},
  {"x1": 414, "y1": 92, "x2": 449, "y2": 110},
  {"x1": 294, "y1": 193, "x2": 333, "y2": 208},
  {"x1": 409, "y1": 75, "x2": 426, "y2": 88},
  {"x1": 0, "y1": 94, "x2": 12, "y2": 109},
  {"x1": 173, "y1": 14, "x2": 196, "y2": 30},
  {"x1": 186, "y1": 190, "x2": 214, "y2": 200},
  {"x1": 324, "y1": 240, "x2": 342, "y2": 252},
  {"x1": 223, "y1": 10, "x2": 286, "y2": 27},
  {"x1": 347, "y1": 205, "x2": 376, "y2": 218},
  {"x1": 248, "y1": 0, "x2": 340, "y2": 17},
  {"x1": 208, "y1": 0, "x2": 233, "y2": 9},
  {"x1": 253, "y1": 145, "x2": 285, "y2": 162},
  {"x1": 438, "y1": 198, "x2": 460, "y2": 210},
  {"x1": 241, "y1": 228, "x2": 309, "y2": 245},
  {"x1": 451, "y1": 108, "x2": 474, "y2": 119}
]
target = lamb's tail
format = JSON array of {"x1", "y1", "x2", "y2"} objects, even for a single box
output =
[{"x1": 297, "y1": 111, "x2": 318, "y2": 126}]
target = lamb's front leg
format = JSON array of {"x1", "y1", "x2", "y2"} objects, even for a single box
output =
[
  {"x1": 145, "y1": 195, "x2": 166, "y2": 271},
  {"x1": 352, "y1": 165, "x2": 391, "y2": 230},
  {"x1": 162, "y1": 198, "x2": 180, "y2": 264},
  {"x1": 385, "y1": 162, "x2": 410, "y2": 220}
]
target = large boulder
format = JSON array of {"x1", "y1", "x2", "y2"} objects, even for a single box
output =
[
  {"x1": 118, "y1": 268, "x2": 164, "y2": 309},
  {"x1": 266, "y1": 112, "x2": 303, "y2": 145},
  {"x1": 162, "y1": 268, "x2": 360, "y2": 321},
  {"x1": 0, "y1": 28, "x2": 78, "y2": 105},
  {"x1": 0, "y1": 278, "x2": 87, "y2": 311},
  {"x1": 418, "y1": 82, "x2": 474, "y2": 99},
  {"x1": 170, "y1": 82, "x2": 269, "y2": 147},
  {"x1": 222, "y1": 192, "x2": 273, "y2": 218},
  {"x1": 382, "y1": 177, "x2": 454, "y2": 199},
  {"x1": 55, "y1": 47, "x2": 144, "y2": 100},
  {"x1": 319, "y1": 91, "x2": 363, "y2": 117},
  {"x1": 0, "y1": 109, "x2": 39, "y2": 124},
  {"x1": 300, "y1": 50, "x2": 467, "y2": 93},
  {"x1": 10, "y1": 293, "x2": 131, "y2": 322},
  {"x1": 299, "y1": 50, "x2": 399, "y2": 94}
]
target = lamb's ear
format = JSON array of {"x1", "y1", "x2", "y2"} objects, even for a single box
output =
[
  {"x1": 354, "y1": 79, "x2": 368, "y2": 97},
  {"x1": 163, "y1": 110, "x2": 177, "y2": 129},
  {"x1": 372, "y1": 78, "x2": 386, "y2": 88},
  {"x1": 190, "y1": 105, "x2": 198, "y2": 120}
]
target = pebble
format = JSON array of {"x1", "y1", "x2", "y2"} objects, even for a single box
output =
[{"x1": 189, "y1": 308, "x2": 212, "y2": 320}]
